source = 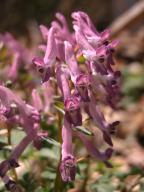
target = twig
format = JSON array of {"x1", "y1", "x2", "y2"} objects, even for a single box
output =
[
  {"x1": 127, "y1": 175, "x2": 143, "y2": 192},
  {"x1": 77, "y1": 155, "x2": 89, "y2": 163},
  {"x1": 110, "y1": 1, "x2": 144, "y2": 37}
]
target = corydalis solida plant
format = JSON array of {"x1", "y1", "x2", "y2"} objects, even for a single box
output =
[
  {"x1": 33, "y1": 11, "x2": 120, "y2": 182},
  {"x1": 0, "y1": 11, "x2": 120, "y2": 190}
]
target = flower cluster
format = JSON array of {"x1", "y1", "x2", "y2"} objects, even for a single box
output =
[
  {"x1": 0, "y1": 33, "x2": 32, "y2": 82},
  {"x1": 32, "y1": 11, "x2": 120, "y2": 182},
  {"x1": 0, "y1": 86, "x2": 47, "y2": 190}
]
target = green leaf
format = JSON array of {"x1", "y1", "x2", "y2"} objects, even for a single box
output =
[
  {"x1": 140, "y1": 182, "x2": 144, "y2": 192},
  {"x1": 74, "y1": 126, "x2": 94, "y2": 136},
  {"x1": 54, "y1": 101, "x2": 65, "y2": 115},
  {"x1": 39, "y1": 148, "x2": 60, "y2": 160},
  {"x1": 19, "y1": 172, "x2": 36, "y2": 191},
  {"x1": 54, "y1": 105, "x2": 65, "y2": 115},
  {"x1": 1, "y1": 145, "x2": 12, "y2": 152},
  {"x1": 54, "y1": 101, "x2": 64, "y2": 109},
  {"x1": 34, "y1": 187, "x2": 43, "y2": 192},
  {"x1": 41, "y1": 170, "x2": 56, "y2": 180},
  {"x1": 91, "y1": 183, "x2": 115, "y2": 192},
  {"x1": 42, "y1": 136, "x2": 61, "y2": 147},
  {"x1": 77, "y1": 164, "x2": 81, "y2": 175},
  {"x1": 90, "y1": 173, "x2": 116, "y2": 192},
  {"x1": 0, "y1": 141, "x2": 9, "y2": 149}
]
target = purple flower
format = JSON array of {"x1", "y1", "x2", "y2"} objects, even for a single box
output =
[
  {"x1": 56, "y1": 65, "x2": 82, "y2": 126},
  {"x1": 0, "y1": 33, "x2": 32, "y2": 82},
  {"x1": 2, "y1": 176, "x2": 21, "y2": 191},
  {"x1": 74, "y1": 27, "x2": 95, "y2": 53},
  {"x1": 60, "y1": 117, "x2": 76, "y2": 182},
  {"x1": 60, "y1": 155, "x2": 76, "y2": 182},
  {"x1": 32, "y1": 57, "x2": 52, "y2": 83},
  {"x1": 77, "y1": 132, "x2": 113, "y2": 167},
  {"x1": 72, "y1": 11, "x2": 110, "y2": 48},
  {"x1": 43, "y1": 27, "x2": 57, "y2": 66},
  {"x1": 32, "y1": 89, "x2": 43, "y2": 112},
  {"x1": 72, "y1": 11, "x2": 99, "y2": 37},
  {"x1": 75, "y1": 74, "x2": 90, "y2": 102},
  {"x1": 33, "y1": 27, "x2": 57, "y2": 83},
  {"x1": 64, "y1": 41, "x2": 90, "y2": 102},
  {"x1": 64, "y1": 96, "x2": 82, "y2": 126},
  {"x1": 88, "y1": 98, "x2": 113, "y2": 146},
  {"x1": 64, "y1": 41, "x2": 80, "y2": 78},
  {"x1": 72, "y1": 11, "x2": 120, "y2": 106},
  {"x1": 8, "y1": 52, "x2": 20, "y2": 81},
  {"x1": 54, "y1": 12, "x2": 75, "y2": 45},
  {"x1": 39, "y1": 24, "x2": 49, "y2": 41}
]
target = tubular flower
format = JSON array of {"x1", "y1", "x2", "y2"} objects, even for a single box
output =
[
  {"x1": 32, "y1": 27, "x2": 58, "y2": 83},
  {"x1": 64, "y1": 96, "x2": 82, "y2": 126},
  {"x1": 64, "y1": 41, "x2": 90, "y2": 102},
  {"x1": 56, "y1": 65, "x2": 82, "y2": 126},
  {"x1": 60, "y1": 117, "x2": 76, "y2": 182},
  {"x1": 76, "y1": 132, "x2": 113, "y2": 168}
]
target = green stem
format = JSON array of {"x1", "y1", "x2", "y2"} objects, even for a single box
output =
[
  {"x1": 80, "y1": 157, "x2": 90, "y2": 192},
  {"x1": 7, "y1": 126, "x2": 18, "y2": 181}
]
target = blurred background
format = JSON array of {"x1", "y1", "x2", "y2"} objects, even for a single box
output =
[
  {"x1": 0, "y1": 0, "x2": 144, "y2": 192},
  {"x1": 0, "y1": 0, "x2": 142, "y2": 35}
]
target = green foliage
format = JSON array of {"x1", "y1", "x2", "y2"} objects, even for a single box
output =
[
  {"x1": 19, "y1": 172, "x2": 37, "y2": 191},
  {"x1": 54, "y1": 101, "x2": 65, "y2": 115},
  {"x1": 74, "y1": 126, "x2": 94, "y2": 136},
  {"x1": 121, "y1": 67, "x2": 144, "y2": 105},
  {"x1": 90, "y1": 173, "x2": 116, "y2": 192}
]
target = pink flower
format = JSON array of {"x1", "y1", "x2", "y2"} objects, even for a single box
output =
[{"x1": 60, "y1": 117, "x2": 76, "y2": 182}]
